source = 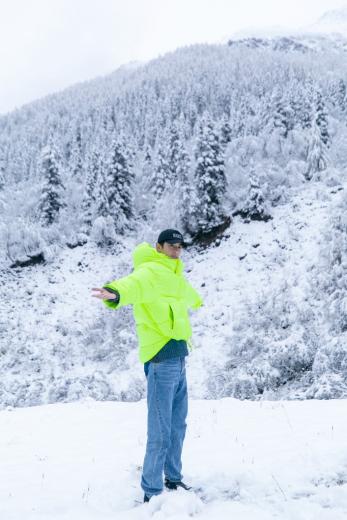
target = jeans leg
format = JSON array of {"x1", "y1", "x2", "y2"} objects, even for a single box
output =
[
  {"x1": 141, "y1": 359, "x2": 181, "y2": 497},
  {"x1": 164, "y1": 358, "x2": 188, "y2": 482}
]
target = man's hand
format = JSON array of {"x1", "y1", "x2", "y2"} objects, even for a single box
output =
[{"x1": 91, "y1": 288, "x2": 118, "y2": 300}]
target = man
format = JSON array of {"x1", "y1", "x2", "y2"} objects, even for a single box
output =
[{"x1": 92, "y1": 229, "x2": 202, "y2": 503}]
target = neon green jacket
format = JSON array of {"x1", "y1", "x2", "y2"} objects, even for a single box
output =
[{"x1": 103, "y1": 242, "x2": 203, "y2": 363}]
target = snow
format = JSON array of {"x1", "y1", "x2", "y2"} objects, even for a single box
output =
[{"x1": 1, "y1": 398, "x2": 347, "y2": 519}]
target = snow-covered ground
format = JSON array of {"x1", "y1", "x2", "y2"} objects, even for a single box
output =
[{"x1": 1, "y1": 397, "x2": 347, "y2": 519}]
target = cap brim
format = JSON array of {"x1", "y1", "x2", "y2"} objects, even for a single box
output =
[{"x1": 166, "y1": 239, "x2": 185, "y2": 246}]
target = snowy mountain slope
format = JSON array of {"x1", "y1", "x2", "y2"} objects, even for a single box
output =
[
  {"x1": 1, "y1": 398, "x2": 347, "y2": 519},
  {"x1": 228, "y1": 5, "x2": 347, "y2": 41},
  {"x1": 227, "y1": 7, "x2": 347, "y2": 53},
  {"x1": 1, "y1": 174, "x2": 345, "y2": 408},
  {"x1": 306, "y1": 6, "x2": 347, "y2": 35},
  {"x1": 227, "y1": 32, "x2": 347, "y2": 54}
]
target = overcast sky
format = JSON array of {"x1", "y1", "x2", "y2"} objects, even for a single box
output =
[{"x1": 0, "y1": 0, "x2": 346, "y2": 114}]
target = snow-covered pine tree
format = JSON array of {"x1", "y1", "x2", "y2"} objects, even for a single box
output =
[
  {"x1": 292, "y1": 80, "x2": 312, "y2": 130},
  {"x1": 271, "y1": 87, "x2": 293, "y2": 138},
  {"x1": 95, "y1": 168, "x2": 109, "y2": 218},
  {"x1": 230, "y1": 96, "x2": 248, "y2": 138},
  {"x1": 219, "y1": 115, "x2": 232, "y2": 150},
  {"x1": 38, "y1": 140, "x2": 65, "y2": 226},
  {"x1": 329, "y1": 78, "x2": 346, "y2": 114},
  {"x1": 336, "y1": 78, "x2": 346, "y2": 112},
  {"x1": 315, "y1": 89, "x2": 330, "y2": 147},
  {"x1": 68, "y1": 125, "x2": 84, "y2": 179},
  {"x1": 141, "y1": 144, "x2": 154, "y2": 196},
  {"x1": 241, "y1": 167, "x2": 272, "y2": 222},
  {"x1": 305, "y1": 121, "x2": 328, "y2": 181},
  {"x1": 105, "y1": 137, "x2": 134, "y2": 233},
  {"x1": 168, "y1": 122, "x2": 181, "y2": 187},
  {"x1": 89, "y1": 150, "x2": 115, "y2": 246},
  {"x1": 144, "y1": 105, "x2": 158, "y2": 148},
  {"x1": 143, "y1": 145, "x2": 152, "y2": 181},
  {"x1": 0, "y1": 156, "x2": 5, "y2": 191},
  {"x1": 192, "y1": 114, "x2": 229, "y2": 237},
  {"x1": 135, "y1": 145, "x2": 154, "y2": 221},
  {"x1": 90, "y1": 126, "x2": 110, "y2": 220},
  {"x1": 148, "y1": 144, "x2": 170, "y2": 198},
  {"x1": 81, "y1": 147, "x2": 100, "y2": 231},
  {"x1": 188, "y1": 103, "x2": 198, "y2": 134},
  {"x1": 175, "y1": 140, "x2": 195, "y2": 234}
]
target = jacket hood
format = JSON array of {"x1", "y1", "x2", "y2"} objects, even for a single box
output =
[{"x1": 133, "y1": 242, "x2": 184, "y2": 274}]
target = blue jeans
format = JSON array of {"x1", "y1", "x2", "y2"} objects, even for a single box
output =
[{"x1": 141, "y1": 357, "x2": 188, "y2": 497}]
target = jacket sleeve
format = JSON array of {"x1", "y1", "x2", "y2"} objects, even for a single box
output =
[
  {"x1": 102, "y1": 267, "x2": 157, "y2": 310},
  {"x1": 184, "y1": 278, "x2": 203, "y2": 310}
]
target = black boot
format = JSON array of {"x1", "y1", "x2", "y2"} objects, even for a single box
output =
[
  {"x1": 143, "y1": 494, "x2": 151, "y2": 503},
  {"x1": 164, "y1": 478, "x2": 192, "y2": 491}
]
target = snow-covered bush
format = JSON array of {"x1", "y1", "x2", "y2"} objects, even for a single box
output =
[
  {"x1": 226, "y1": 137, "x2": 292, "y2": 219},
  {"x1": 90, "y1": 216, "x2": 117, "y2": 246},
  {"x1": 303, "y1": 191, "x2": 347, "y2": 398},
  {"x1": 0, "y1": 219, "x2": 45, "y2": 267},
  {"x1": 208, "y1": 280, "x2": 319, "y2": 399},
  {"x1": 306, "y1": 373, "x2": 347, "y2": 399},
  {"x1": 314, "y1": 192, "x2": 347, "y2": 334}
]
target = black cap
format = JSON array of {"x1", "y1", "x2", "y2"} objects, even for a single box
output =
[{"x1": 157, "y1": 229, "x2": 184, "y2": 245}]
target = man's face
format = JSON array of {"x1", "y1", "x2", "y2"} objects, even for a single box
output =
[{"x1": 156, "y1": 242, "x2": 183, "y2": 259}]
